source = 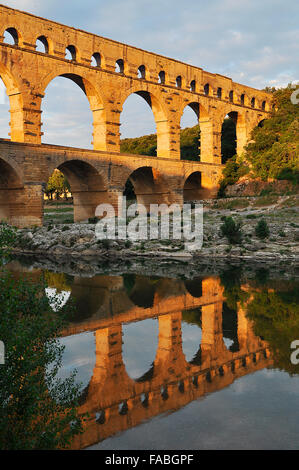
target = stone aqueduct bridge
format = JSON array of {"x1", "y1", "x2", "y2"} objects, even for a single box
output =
[
  {"x1": 50, "y1": 274, "x2": 270, "y2": 449},
  {"x1": 0, "y1": 5, "x2": 272, "y2": 227}
]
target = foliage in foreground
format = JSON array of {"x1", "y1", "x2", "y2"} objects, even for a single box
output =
[
  {"x1": 0, "y1": 272, "x2": 85, "y2": 449},
  {"x1": 0, "y1": 225, "x2": 84, "y2": 450}
]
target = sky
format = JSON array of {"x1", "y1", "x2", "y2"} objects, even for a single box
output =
[{"x1": 0, "y1": 0, "x2": 298, "y2": 146}]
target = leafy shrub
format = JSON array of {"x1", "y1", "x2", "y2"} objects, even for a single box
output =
[
  {"x1": 217, "y1": 156, "x2": 249, "y2": 197},
  {"x1": 255, "y1": 219, "x2": 270, "y2": 239},
  {"x1": 220, "y1": 216, "x2": 242, "y2": 244}
]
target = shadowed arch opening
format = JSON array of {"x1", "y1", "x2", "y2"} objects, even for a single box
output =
[
  {"x1": 138, "y1": 65, "x2": 146, "y2": 79},
  {"x1": 183, "y1": 171, "x2": 213, "y2": 201},
  {"x1": 158, "y1": 71, "x2": 165, "y2": 84},
  {"x1": 222, "y1": 111, "x2": 247, "y2": 162},
  {"x1": 124, "y1": 274, "x2": 157, "y2": 308},
  {"x1": 115, "y1": 59, "x2": 124, "y2": 73},
  {"x1": 123, "y1": 166, "x2": 166, "y2": 210},
  {"x1": 182, "y1": 307, "x2": 202, "y2": 365},
  {"x1": 36, "y1": 35, "x2": 49, "y2": 53},
  {"x1": 204, "y1": 83, "x2": 210, "y2": 96},
  {"x1": 185, "y1": 278, "x2": 203, "y2": 298},
  {"x1": 190, "y1": 80, "x2": 196, "y2": 92},
  {"x1": 3, "y1": 28, "x2": 20, "y2": 46},
  {"x1": 65, "y1": 45, "x2": 77, "y2": 61},
  {"x1": 180, "y1": 102, "x2": 200, "y2": 161},
  {"x1": 44, "y1": 160, "x2": 107, "y2": 223},
  {"x1": 122, "y1": 317, "x2": 159, "y2": 382},
  {"x1": 120, "y1": 90, "x2": 169, "y2": 158},
  {"x1": 91, "y1": 53, "x2": 101, "y2": 67},
  {"x1": 222, "y1": 303, "x2": 240, "y2": 353},
  {"x1": 261, "y1": 100, "x2": 269, "y2": 111},
  {"x1": 176, "y1": 76, "x2": 182, "y2": 88},
  {"x1": 221, "y1": 112, "x2": 237, "y2": 164},
  {"x1": 42, "y1": 73, "x2": 106, "y2": 150},
  {"x1": 0, "y1": 157, "x2": 24, "y2": 225}
]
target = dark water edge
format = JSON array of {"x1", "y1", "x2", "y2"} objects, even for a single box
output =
[{"x1": 6, "y1": 252, "x2": 299, "y2": 281}]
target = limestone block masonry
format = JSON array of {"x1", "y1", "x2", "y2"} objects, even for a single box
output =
[{"x1": 0, "y1": 4, "x2": 272, "y2": 227}]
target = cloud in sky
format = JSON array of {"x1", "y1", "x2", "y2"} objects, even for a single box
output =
[{"x1": 0, "y1": 0, "x2": 298, "y2": 146}]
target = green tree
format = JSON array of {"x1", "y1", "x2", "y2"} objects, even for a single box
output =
[
  {"x1": 0, "y1": 226, "x2": 85, "y2": 449},
  {"x1": 46, "y1": 170, "x2": 71, "y2": 201}
]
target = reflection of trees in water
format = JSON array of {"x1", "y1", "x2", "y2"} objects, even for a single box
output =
[
  {"x1": 123, "y1": 273, "x2": 135, "y2": 295},
  {"x1": 182, "y1": 307, "x2": 202, "y2": 365},
  {"x1": 220, "y1": 266, "x2": 249, "y2": 310},
  {"x1": 222, "y1": 302, "x2": 239, "y2": 352},
  {"x1": 220, "y1": 267, "x2": 299, "y2": 368},
  {"x1": 182, "y1": 308, "x2": 202, "y2": 327},
  {"x1": 44, "y1": 272, "x2": 73, "y2": 313},
  {"x1": 247, "y1": 284, "x2": 299, "y2": 375},
  {"x1": 44, "y1": 271, "x2": 73, "y2": 292},
  {"x1": 123, "y1": 274, "x2": 158, "y2": 309}
]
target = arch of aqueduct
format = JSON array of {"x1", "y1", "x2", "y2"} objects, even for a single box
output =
[{"x1": 0, "y1": 5, "x2": 272, "y2": 227}]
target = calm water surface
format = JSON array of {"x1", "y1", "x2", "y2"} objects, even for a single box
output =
[{"x1": 8, "y1": 260, "x2": 299, "y2": 450}]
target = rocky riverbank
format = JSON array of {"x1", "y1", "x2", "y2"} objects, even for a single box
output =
[{"x1": 12, "y1": 195, "x2": 299, "y2": 268}]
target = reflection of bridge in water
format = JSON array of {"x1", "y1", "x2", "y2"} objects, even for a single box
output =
[
  {"x1": 7, "y1": 263, "x2": 273, "y2": 449},
  {"x1": 60, "y1": 274, "x2": 272, "y2": 450}
]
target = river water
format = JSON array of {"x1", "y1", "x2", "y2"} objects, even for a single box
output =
[{"x1": 7, "y1": 259, "x2": 299, "y2": 450}]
